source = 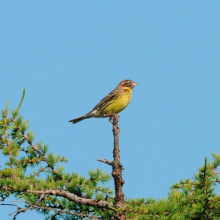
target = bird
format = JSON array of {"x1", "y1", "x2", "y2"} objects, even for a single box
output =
[{"x1": 69, "y1": 79, "x2": 138, "y2": 124}]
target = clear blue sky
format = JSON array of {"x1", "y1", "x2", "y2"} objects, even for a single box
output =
[{"x1": 1, "y1": 1, "x2": 220, "y2": 219}]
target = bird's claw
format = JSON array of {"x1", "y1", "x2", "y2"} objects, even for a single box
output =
[{"x1": 109, "y1": 114, "x2": 119, "y2": 124}]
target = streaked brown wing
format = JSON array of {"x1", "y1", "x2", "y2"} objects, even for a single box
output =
[{"x1": 92, "y1": 88, "x2": 119, "y2": 111}]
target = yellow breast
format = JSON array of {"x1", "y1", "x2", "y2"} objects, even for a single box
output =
[{"x1": 102, "y1": 87, "x2": 132, "y2": 114}]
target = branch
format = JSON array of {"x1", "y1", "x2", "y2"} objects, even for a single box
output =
[
  {"x1": 1, "y1": 185, "x2": 113, "y2": 210},
  {"x1": 111, "y1": 118, "x2": 125, "y2": 209},
  {"x1": 32, "y1": 165, "x2": 49, "y2": 177},
  {"x1": 9, "y1": 201, "x2": 101, "y2": 219},
  {"x1": 1, "y1": 203, "x2": 28, "y2": 220},
  {"x1": 26, "y1": 189, "x2": 113, "y2": 209},
  {"x1": 27, "y1": 204, "x2": 101, "y2": 219},
  {"x1": 97, "y1": 159, "x2": 113, "y2": 166},
  {"x1": 97, "y1": 116, "x2": 126, "y2": 219}
]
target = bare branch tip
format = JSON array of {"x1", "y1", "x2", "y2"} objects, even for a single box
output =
[{"x1": 97, "y1": 158, "x2": 113, "y2": 166}]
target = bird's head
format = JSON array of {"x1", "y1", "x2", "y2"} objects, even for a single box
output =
[{"x1": 119, "y1": 79, "x2": 138, "y2": 89}]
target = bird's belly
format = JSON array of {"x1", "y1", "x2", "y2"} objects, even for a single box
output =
[{"x1": 102, "y1": 93, "x2": 132, "y2": 114}]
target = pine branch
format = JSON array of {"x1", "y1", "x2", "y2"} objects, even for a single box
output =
[
  {"x1": 6, "y1": 201, "x2": 101, "y2": 220},
  {"x1": 97, "y1": 117, "x2": 125, "y2": 220},
  {"x1": 10, "y1": 117, "x2": 58, "y2": 175},
  {"x1": 1, "y1": 203, "x2": 27, "y2": 220},
  {"x1": 111, "y1": 118, "x2": 125, "y2": 209},
  {"x1": 32, "y1": 165, "x2": 49, "y2": 177},
  {"x1": 26, "y1": 189, "x2": 113, "y2": 209},
  {"x1": 4, "y1": 110, "x2": 14, "y2": 170}
]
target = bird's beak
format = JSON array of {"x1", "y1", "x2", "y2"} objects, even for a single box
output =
[{"x1": 132, "y1": 81, "x2": 138, "y2": 87}]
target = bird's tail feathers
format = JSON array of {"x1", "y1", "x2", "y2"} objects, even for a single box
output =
[{"x1": 69, "y1": 114, "x2": 91, "y2": 124}]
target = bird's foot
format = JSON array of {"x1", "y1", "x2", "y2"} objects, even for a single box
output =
[
  {"x1": 103, "y1": 113, "x2": 120, "y2": 132},
  {"x1": 109, "y1": 114, "x2": 120, "y2": 133},
  {"x1": 109, "y1": 113, "x2": 120, "y2": 124}
]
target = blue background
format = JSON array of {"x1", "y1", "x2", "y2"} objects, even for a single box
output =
[{"x1": 1, "y1": 1, "x2": 220, "y2": 219}]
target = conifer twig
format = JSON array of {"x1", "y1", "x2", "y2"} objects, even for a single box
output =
[
  {"x1": 10, "y1": 117, "x2": 58, "y2": 174},
  {"x1": 4, "y1": 111, "x2": 14, "y2": 170},
  {"x1": 6, "y1": 200, "x2": 100, "y2": 220},
  {"x1": 18, "y1": 201, "x2": 101, "y2": 219}
]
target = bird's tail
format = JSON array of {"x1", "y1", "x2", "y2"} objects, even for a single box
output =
[{"x1": 69, "y1": 114, "x2": 90, "y2": 124}]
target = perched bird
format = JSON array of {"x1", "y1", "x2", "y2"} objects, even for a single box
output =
[{"x1": 69, "y1": 79, "x2": 138, "y2": 124}]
